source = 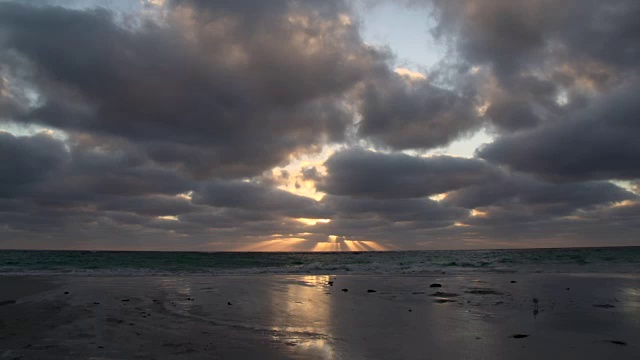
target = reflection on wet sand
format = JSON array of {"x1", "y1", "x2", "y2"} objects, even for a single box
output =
[{"x1": 269, "y1": 275, "x2": 336, "y2": 358}]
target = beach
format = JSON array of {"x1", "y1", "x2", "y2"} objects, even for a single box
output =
[{"x1": 1, "y1": 273, "x2": 638, "y2": 359}]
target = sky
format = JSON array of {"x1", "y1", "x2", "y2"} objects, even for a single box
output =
[{"x1": 1, "y1": 0, "x2": 639, "y2": 251}]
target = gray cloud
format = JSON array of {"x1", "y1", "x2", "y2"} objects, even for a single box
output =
[
  {"x1": 357, "y1": 72, "x2": 480, "y2": 149},
  {"x1": 194, "y1": 180, "x2": 331, "y2": 219},
  {"x1": 0, "y1": 131, "x2": 67, "y2": 196},
  {"x1": 320, "y1": 148, "x2": 498, "y2": 198},
  {"x1": 478, "y1": 81, "x2": 640, "y2": 181},
  {"x1": 0, "y1": 0, "x2": 639, "y2": 250},
  {"x1": 427, "y1": 0, "x2": 640, "y2": 133},
  {"x1": 0, "y1": 1, "x2": 379, "y2": 177}
]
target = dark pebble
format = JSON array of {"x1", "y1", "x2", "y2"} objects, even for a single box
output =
[
  {"x1": 367, "y1": 289, "x2": 377, "y2": 293},
  {"x1": 408, "y1": 309, "x2": 412, "y2": 312},
  {"x1": 466, "y1": 288, "x2": 503, "y2": 295},
  {"x1": 228, "y1": 302, "x2": 232, "y2": 306},
  {"x1": 566, "y1": 288, "x2": 570, "y2": 290},
  {"x1": 511, "y1": 334, "x2": 529, "y2": 339},
  {"x1": 606, "y1": 340, "x2": 627, "y2": 346},
  {"x1": 121, "y1": 299, "x2": 130, "y2": 302},
  {"x1": 434, "y1": 299, "x2": 456, "y2": 303},
  {"x1": 341, "y1": 288, "x2": 349, "y2": 292},
  {"x1": 510, "y1": 281, "x2": 517, "y2": 283},
  {"x1": 593, "y1": 304, "x2": 615, "y2": 308},
  {"x1": 430, "y1": 283, "x2": 442, "y2": 288},
  {"x1": 64, "y1": 292, "x2": 69, "y2": 295},
  {"x1": 93, "y1": 302, "x2": 100, "y2": 305},
  {"x1": 328, "y1": 281, "x2": 334, "y2": 286},
  {"x1": 0, "y1": 300, "x2": 16, "y2": 306},
  {"x1": 430, "y1": 292, "x2": 459, "y2": 297},
  {"x1": 412, "y1": 292, "x2": 425, "y2": 295}
]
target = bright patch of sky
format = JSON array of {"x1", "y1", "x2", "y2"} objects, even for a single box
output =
[
  {"x1": 353, "y1": 1, "x2": 444, "y2": 70},
  {"x1": 353, "y1": 1, "x2": 494, "y2": 158}
]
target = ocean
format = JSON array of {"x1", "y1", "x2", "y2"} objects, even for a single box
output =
[{"x1": 0, "y1": 247, "x2": 639, "y2": 276}]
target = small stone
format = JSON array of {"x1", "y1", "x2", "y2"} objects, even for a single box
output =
[
  {"x1": 408, "y1": 309, "x2": 412, "y2": 312},
  {"x1": 430, "y1": 292, "x2": 459, "y2": 297},
  {"x1": 0, "y1": 300, "x2": 16, "y2": 306},
  {"x1": 510, "y1": 334, "x2": 529, "y2": 339},
  {"x1": 93, "y1": 302, "x2": 100, "y2": 305},
  {"x1": 341, "y1": 288, "x2": 349, "y2": 292},
  {"x1": 430, "y1": 283, "x2": 442, "y2": 288},
  {"x1": 228, "y1": 302, "x2": 232, "y2": 306},
  {"x1": 593, "y1": 304, "x2": 615, "y2": 308},
  {"x1": 434, "y1": 299, "x2": 456, "y2": 304},
  {"x1": 121, "y1": 299, "x2": 130, "y2": 302},
  {"x1": 566, "y1": 288, "x2": 570, "y2": 291},
  {"x1": 606, "y1": 340, "x2": 627, "y2": 346},
  {"x1": 64, "y1": 292, "x2": 69, "y2": 295},
  {"x1": 328, "y1": 281, "x2": 334, "y2": 286},
  {"x1": 367, "y1": 289, "x2": 376, "y2": 293},
  {"x1": 510, "y1": 281, "x2": 517, "y2": 283}
]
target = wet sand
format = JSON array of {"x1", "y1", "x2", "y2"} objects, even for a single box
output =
[{"x1": 0, "y1": 273, "x2": 638, "y2": 359}]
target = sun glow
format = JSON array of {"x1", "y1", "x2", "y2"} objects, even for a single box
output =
[
  {"x1": 269, "y1": 145, "x2": 336, "y2": 201},
  {"x1": 429, "y1": 193, "x2": 448, "y2": 202},
  {"x1": 295, "y1": 218, "x2": 331, "y2": 226},
  {"x1": 470, "y1": 209, "x2": 487, "y2": 217},
  {"x1": 157, "y1": 215, "x2": 178, "y2": 221},
  {"x1": 235, "y1": 238, "x2": 307, "y2": 251},
  {"x1": 176, "y1": 191, "x2": 193, "y2": 201},
  {"x1": 394, "y1": 67, "x2": 427, "y2": 80},
  {"x1": 312, "y1": 236, "x2": 388, "y2": 252}
]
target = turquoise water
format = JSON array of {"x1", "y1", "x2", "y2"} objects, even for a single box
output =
[{"x1": 0, "y1": 247, "x2": 638, "y2": 275}]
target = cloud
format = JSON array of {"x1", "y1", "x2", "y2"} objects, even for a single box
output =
[
  {"x1": 0, "y1": 131, "x2": 67, "y2": 196},
  {"x1": 428, "y1": 0, "x2": 640, "y2": 132},
  {"x1": 194, "y1": 180, "x2": 331, "y2": 219},
  {"x1": 0, "y1": 0, "x2": 640, "y2": 250},
  {"x1": 320, "y1": 148, "x2": 498, "y2": 198},
  {"x1": 0, "y1": 1, "x2": 379, "y2": 177},
  {"x1": 478, "y1": 81, "x2": 640, "y2": 181},
  {"x1": 356, "y1": 71, "x2": 480, "y2": 149}
]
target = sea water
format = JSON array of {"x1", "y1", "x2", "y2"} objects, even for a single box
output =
[{"x1": 0, "y1": 247, "x2": 638, "y2": 276}]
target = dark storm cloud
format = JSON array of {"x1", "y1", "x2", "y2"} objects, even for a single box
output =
[
  {"x1": 0, "y1": 0, "x2": 380, "y2": 177},
  {"x1": 478, "y1": 81, "x2": 640, "y2": 181},
  {"x1": 427, "y1": 0, "x2": 640, "y2": 132},
  {"x1": 1, "y1": 0, "x2": 640, "y2": 250},
  {"x1": 97, "y1": 196, "x2": 198, "y2": 217},
  {"x1": 443, "y1": 174, "x2": 635, "y2": 212},
  {"x1": 320, "y1": 149, "x2": 498, "y2": 198},
  {"x1": 0, "y1": 131, "x2": 320, "y2": 247},
  {"x1": 430, "y1": 0, "x2": 640, "y2": 80},
  {"x1": 323, "y1": 195, "x2": 466, "y2": 223},
  {"x1": 194, "y1": 180, "x2": 331, "y2": 219},
  {"x1": 0, "y1": 131, "x2": 67, "y2": 196},
  {"x1": 357, "y1": 72, "x2": 480, "y2": 149}
]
